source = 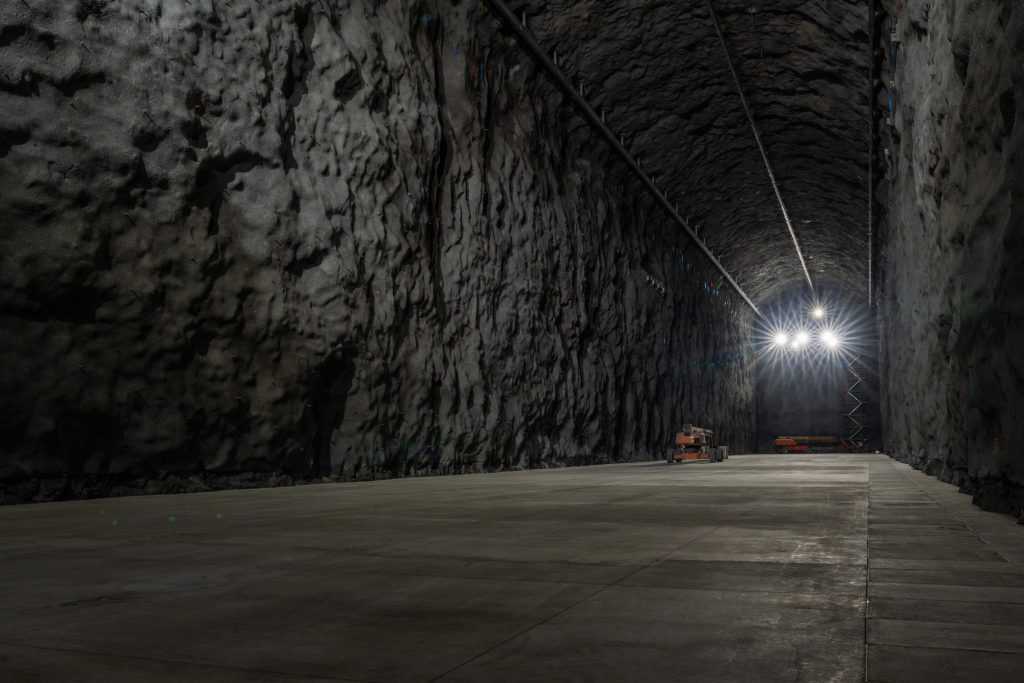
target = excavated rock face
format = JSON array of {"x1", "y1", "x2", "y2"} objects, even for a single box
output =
[
  {"x1": 12, "y1": 0, "x2": 1015, "y2": 514},
  {"x1": 878, "y1": 0, "x2": 1024, "y2": 515},
  {"x1": 0, "y1": 1, "x2": 755, "y2": 502}
]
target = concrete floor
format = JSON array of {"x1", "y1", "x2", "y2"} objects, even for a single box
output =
[{"x1": 1, "y1": 454, "x2": 1022, "y2": 682}]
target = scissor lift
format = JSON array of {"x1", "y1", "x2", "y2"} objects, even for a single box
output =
[{"x1": 667, "y1": 425, "x2": 727, "y2": 464}]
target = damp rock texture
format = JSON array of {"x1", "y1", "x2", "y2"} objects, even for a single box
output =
[
  {"x1": 0, "y1": 1, "x2": 755, "y2": 502},
  {"x1": 877, "y1": 0, "x2": 1024, "y2": 515}
]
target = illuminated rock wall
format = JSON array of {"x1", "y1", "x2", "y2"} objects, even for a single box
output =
[{"x1": 0, "y1": 1, "x2": 755, "y2": 502}]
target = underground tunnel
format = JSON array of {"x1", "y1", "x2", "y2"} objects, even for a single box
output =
[{"x1": 1, "y1": 0, "x2": 1023, "y2": 681}]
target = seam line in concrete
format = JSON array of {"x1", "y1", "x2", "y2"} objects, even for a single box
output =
[
  {"x1": 426, "y1": 525, "x2": 724, "y2": 682},
  {"x1": 865, "y1": 640, "x2": 1024, "y2": 657},
  {"x1": 0, "y1": 639, "x2": 367, "y2": 682},
  {"x1": 866, "y1": 589, "x2": 1024, "y2": 605},
  {"x1": 863, "y1": 463, "x2": 871, "y2": 683}
]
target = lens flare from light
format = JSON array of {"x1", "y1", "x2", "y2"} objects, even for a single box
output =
[
  {"x1": 811, "y1": 306, "x2": 826, "y2": 320},
  {"x1": 755, "y1": 298, "x2": 869, "y2": 370}
]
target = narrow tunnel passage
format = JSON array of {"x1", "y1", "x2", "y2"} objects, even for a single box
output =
[{"x1": 0, "y1": 0, "x2": 1022, "y2": 681}]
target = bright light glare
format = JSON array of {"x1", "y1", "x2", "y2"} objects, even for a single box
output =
[
  {"x1": 811, "y1": 306, "x2": 826, "y2": 320},
  {"x1": 821, "y1": 330, "x2": 840, "y2": 350},
  {"x1": 773, "y1": 332, "x2": 790, "y2": 347},
  {"x1": 794, "y1": 331, "x2": 810, "y2": 348}
]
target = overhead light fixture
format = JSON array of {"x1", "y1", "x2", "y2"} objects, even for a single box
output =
[
  {"x1": 773, "y1": 332, "x2": 790, "y2": 348},
  {"x1": 821, "y1": 330, "x2": 840, "y2": 350},
  {"x1": 811, "y1": 306, "x2": 826, "y2": 320},
  {"x1": 793, "y1": 330, "x2": 810, "y2": 349}
]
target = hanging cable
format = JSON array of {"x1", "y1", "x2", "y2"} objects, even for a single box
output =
[
  {"x1": 867, "y1": 0, "x2": 876, "y2": 307},
  {"x1": 704, "y1": 0, "x2": 816, "y2": 294}
]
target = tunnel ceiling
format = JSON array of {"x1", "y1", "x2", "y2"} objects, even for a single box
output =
[{"x1": 518, "y1": 0, "x2": 872, "y2": 305}]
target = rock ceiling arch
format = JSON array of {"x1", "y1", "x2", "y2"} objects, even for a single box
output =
[{"x1": 516, "y1": 0, "x2": 873, "y2": 305}]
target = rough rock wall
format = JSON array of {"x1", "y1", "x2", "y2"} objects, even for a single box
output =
[
  {"x1": 877, "y1": 0, "x2": 1024, "y2": 515},
  {"x1": 0, "y1": 1, "x2": 755, "y2": 503}
]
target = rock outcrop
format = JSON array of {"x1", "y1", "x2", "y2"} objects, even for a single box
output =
[
  {"x1": 877, "y1": 0, "x2": 1024, "y2": 516},
  {"x1": 0, "y1": 1, "x2": 755, "y2": 503}
]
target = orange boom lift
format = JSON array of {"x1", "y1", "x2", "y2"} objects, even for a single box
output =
[{"x1": 668, "y1": 425, "x2": 728, "y2": 464}]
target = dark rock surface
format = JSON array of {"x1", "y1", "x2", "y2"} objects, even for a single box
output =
[
  {"x1": 0, "y1": 1, "x2": 755, "y2": 502},
  {"x1": 877, "y1": 0, "x2": 1024, "y2": 516}
]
